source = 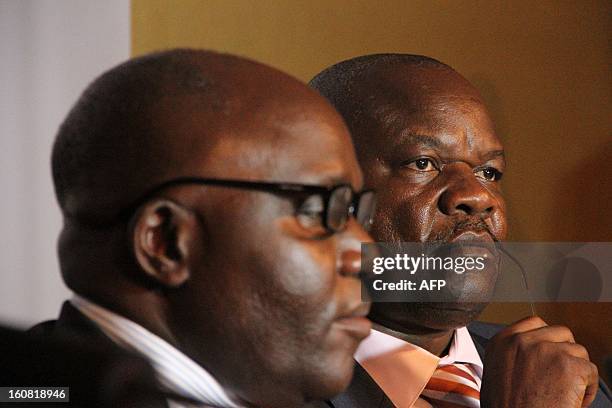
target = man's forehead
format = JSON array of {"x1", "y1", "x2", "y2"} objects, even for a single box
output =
[
  {"x1": 392, "y1": 131, "x2": 505, "y2": 161},
  {"x1": 382, "y1": 98, "x2": 501, "y2": 142},
  {"x1": 372, "y1": 108, "x2": 504, "y2": 163},
  {"x1": 353, "y1": 67, "x2": 502, "y2": 153},
  {"x1": 172, "y1": 108, "x2": 363, "y2": 189},
  {"x1": 354, "y1": 64, "x2": 482, "y2": 116},
  {"x1": 375, "y1": 63, "x2": 477, "y2": 94},
  {"x1": 262, "y1": 128, "x2": 363, "y2": 189}
]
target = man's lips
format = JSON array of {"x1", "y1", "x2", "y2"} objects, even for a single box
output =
[
  {"x1": 334, "y1": 302, "x2": 372, "y2": 340},
  {"x1": 448, "y1": 230, "x2": 498, "y2": 260},
  {"x1": 449, "y1": 230, "x2": 494, "y2": 244}
]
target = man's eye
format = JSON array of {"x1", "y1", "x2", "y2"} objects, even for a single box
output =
[
  {"x1": 475, "y1": 167, "x2": 503, "y2": 181},
  {"x1": 404, "y1": 158, "x2": 437, "y2": 171},
  {"x1": 296, "y1": 195, "x2": 324, "y2": 227},
  {"x1": 297, "y1": 195, "x2": 324, "y2": 214}
]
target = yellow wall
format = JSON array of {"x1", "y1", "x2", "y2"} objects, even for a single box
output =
[{"x1": 132, "y1": 0, "x2": 611, "y2": 378}]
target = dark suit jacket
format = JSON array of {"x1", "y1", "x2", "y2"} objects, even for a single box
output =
[
  {"x1": 18, "y1": 302, "x2": 173, "y2": 407},
  {"x1": 329, "y1": 321, "x2": 612, "y2": 408},
  {"x1": 26, "y1": 302, "x2": 332, "y2": 408},
  {"x1": 29, "y1": 300, "x2": 117, "y2": 341},
  {"x1": 1, "y1": 302, "x2": 167, "y2": 407}
]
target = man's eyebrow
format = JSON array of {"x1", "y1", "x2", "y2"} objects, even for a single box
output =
[
  {"x1": 300, "y1": 171, "x2": 359, "y2": 189},
  {"x1": 326, "y1": 175, "x2": 362, "y2": 190},
  {"x1": 394, "y1": 133, "x2": 443, "y2": 150},
  {"x1": 482, "y1": 149, "x2": 505, "y2": 161}
]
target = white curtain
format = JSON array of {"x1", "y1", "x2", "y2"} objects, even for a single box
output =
[{"x1": 0, "y1": 0, "x2": 130, "y2": 327}]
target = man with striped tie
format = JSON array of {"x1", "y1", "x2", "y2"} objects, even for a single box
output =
[
  {"x1": 30, "y1": 49, "x2": 376, "y2": 407},
  {"x1": 310, "y1": 54, "x2": 611, "y2": 407}
]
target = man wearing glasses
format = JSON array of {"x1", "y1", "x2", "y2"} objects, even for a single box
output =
[{"x1": 32, "y1": 49, "x2": 375, "y2": 407}]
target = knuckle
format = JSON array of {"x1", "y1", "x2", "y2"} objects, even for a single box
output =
[
  {"x1": 555, "y1": 325, "x2": 575, "y2": 340},
  {"x1": 574, "y1": 343, "x2": 589, "y2": 360},
  {"x1": 576, "y1": 361, "x2": 598, "y2": 384},
  {"x1": 556, "y1": 354, "x2": 574, "y2": 370},
  {"x1": 587, "y1": 361, "x2": 599, "y2": 376},
  {"x1": 510, "y1": 332, "x2": 529, "y2": 351}
]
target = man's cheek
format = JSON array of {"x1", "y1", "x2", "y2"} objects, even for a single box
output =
[
  {"x1": 489, "y1": 208, "x2": 508, "y2": 240},
  {"x1": 276, "y1": 243, "x2": 336, "y2": 297},
  {"x1": 370, "y1": 208, "x2": 398, "y2": 242},
  {"x1": 393, "y1": 198, "x2": 431, "y2": 242}
]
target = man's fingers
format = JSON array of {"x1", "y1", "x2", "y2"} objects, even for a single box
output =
[
  {"x1": 580, "y1": 359, "x2": 599, "y2": 407},
  {"x1": 561, "y1": 342, "x2": 590, "y2": 361},
  {"x1": 518, "y1": 325, "x2": 577, "y2": 345},
  {"x1": 494, "y1": 315, "x2": 548, "y2": 341},
  {"x1": 483, "y1": 316, "x2": 599, "y2": 408}
]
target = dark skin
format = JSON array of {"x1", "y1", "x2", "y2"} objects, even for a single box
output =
[
  {"x1": 344, "y1": 63, "x2": 598, "y2": 407},
  {"x1": 350, "y1": 65, "x2": 506, "y2": 355},
  {"x1": 58, "y1": 54, "x2": 372, "y2": 407}
]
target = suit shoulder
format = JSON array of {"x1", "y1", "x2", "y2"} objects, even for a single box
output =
[
  {"x1": 28, "y1": 319, "x2": 59, "y2": 336},
  {"x1": 467, "y1": 320, "x2": 504, "y2": 340},
  {"x1": 28, "y1": 301, "x2": 107, "y2": 344},
  {"x1": 329, "y1": 362, "x2": 394, "y2": 408}
]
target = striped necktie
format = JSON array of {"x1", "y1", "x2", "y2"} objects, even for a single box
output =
[{"x1": 421, "y1": 363, "x2": 480, "y2": 408}]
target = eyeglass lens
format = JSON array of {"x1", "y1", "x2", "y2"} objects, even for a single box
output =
[
  {"x1": 327, "y1": 186, "x2": 353, "y2": 231},
  {"x1": 326, "y1": 187, "x2": 376, "y2": 232},
  {"x1": 356, "y1": 191, "x2": 376, "y2": 231}
]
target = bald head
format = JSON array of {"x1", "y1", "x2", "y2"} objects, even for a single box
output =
[{"x1": 53, "y1": 49, "x2": 348, "y2": 225}]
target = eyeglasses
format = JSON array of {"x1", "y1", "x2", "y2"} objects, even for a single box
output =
[{"x1": 122, "y1": 177, "x2": 376, "y2": 233}]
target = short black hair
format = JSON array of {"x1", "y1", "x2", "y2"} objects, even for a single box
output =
[
  {"x1": 310, "y1": 53, "x2": 450, "y2": 101},
  {"x1": 309, "y1": 53, "x2": 453, "y2": 133},
  {"x1": 51, "y1": 49, "x2": 219, "y2": 220}
]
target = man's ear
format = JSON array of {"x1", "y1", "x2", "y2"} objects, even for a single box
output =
[{"x1": 130, "y1": 199, "x2": 198, "y2": 288}]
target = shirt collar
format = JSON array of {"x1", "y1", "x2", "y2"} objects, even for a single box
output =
[
  {"x1": 440, "y1": 326, "x2": 483, "y2": 376},
  {"x1": 70, "y1": 294, "x2": 242, "y2": 408},
  {"x1": 355, "y1": 327, "x2": 482, "y2": 408}
]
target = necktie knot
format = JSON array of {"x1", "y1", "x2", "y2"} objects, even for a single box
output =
[{"x1": 421, "y1": 362, "x2": 480, "y2": 407}]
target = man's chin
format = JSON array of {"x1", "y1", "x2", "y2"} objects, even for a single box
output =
[
  {"x1": 303, "y1": 363, "x2": 354, "y2": 404},
  {"x1": 419, "y1": 302, "x2": 487, "y2": 329},
  {"x1": 369, "y1": 302, "x2": 488, "y2": 332}
]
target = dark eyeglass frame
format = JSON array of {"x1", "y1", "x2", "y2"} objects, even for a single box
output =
[{"x1": 120, "y1": 177, "x2": 376, "y2": 233}]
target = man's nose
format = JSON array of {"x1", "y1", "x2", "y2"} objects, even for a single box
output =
[
  {"x1": 337, "y1": 218, "x2": 373, "y2": 278},
  {"x1": 438, "y1": 164, "x2": 497, "y2": 217}
]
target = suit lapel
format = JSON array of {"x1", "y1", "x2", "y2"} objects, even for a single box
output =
[
  {"x1": 329, "y1": 362, "x2": 395, "y2": 408},
  {"x1": 467, "y1": 321, "x2": 505, "y2": 362}
]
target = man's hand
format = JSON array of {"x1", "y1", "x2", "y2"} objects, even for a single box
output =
[{"x1": 480, "y1": 316, "x2": 599, "y2": 408}]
